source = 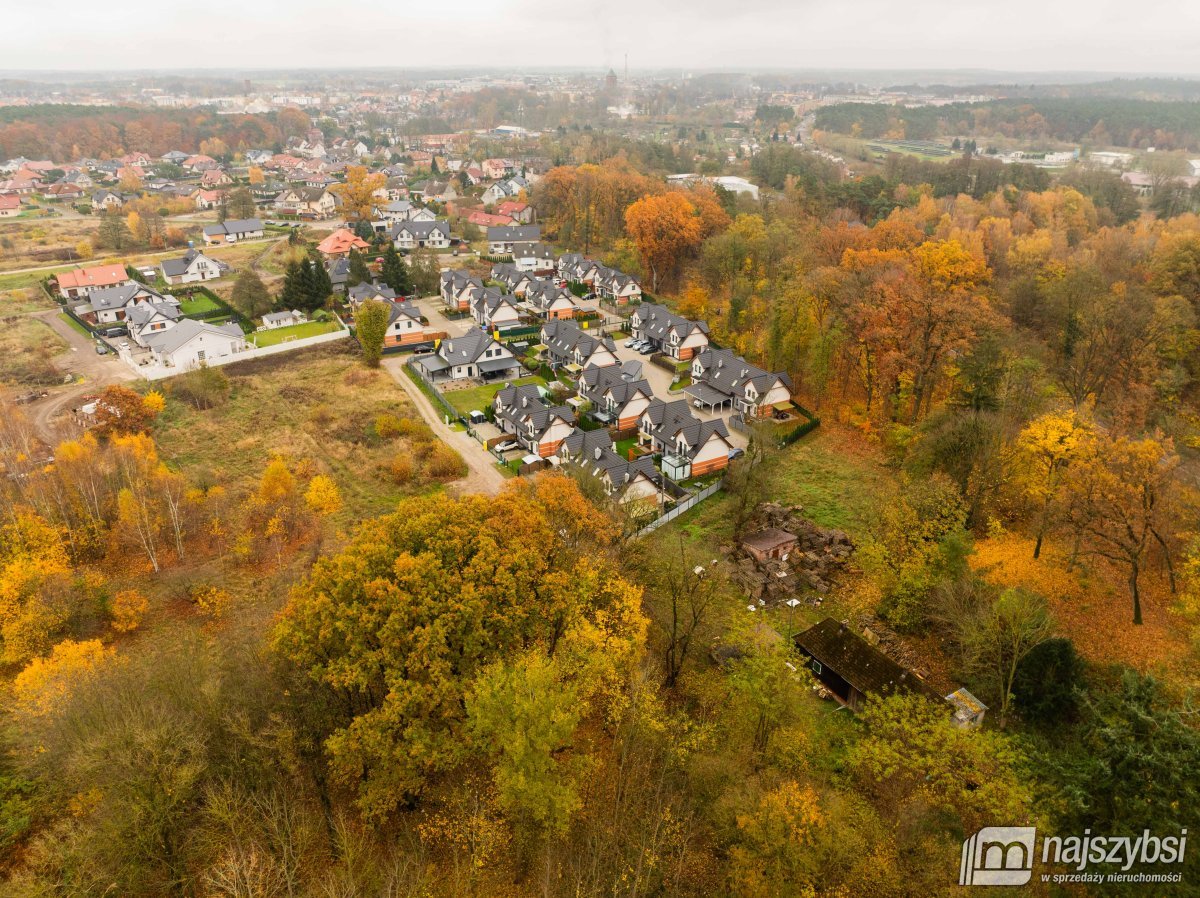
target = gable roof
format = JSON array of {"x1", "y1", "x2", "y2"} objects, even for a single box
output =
[
  {"x1": 578, "y1": 364, "x2": 652, "y2": 406},
  {"x1": 387, "y1": 300, "x2": 422, "y2": 325},
  {"x1": 692, "y1": 347, "x2": 792, "y2": 398},
  {"x1": 203, "y1": 218, "x2": 264, "y2": 237},
  {"x1": 57, "y1": 263, "x2": 130, "y2": 291},
  {"x1": 632, "y1": 302, "x2": 707, "y2": 342},
  {"x1": 143, "y1": 319, "x2": 244, "y2": 355},
  {"x1": 160, "y1": 248, "x2": 225, "y2": 278},
  {"x1": 560, "y1": 426, "x2": 615, "y2": 460},
  {"x1": 540, "y1": 319, "x2": 615, "y2": 363},
  {"x1": 487, "y1": 224, "x2": 541, "y2": 243},
  {"x1": 348, "y1": 282, "x2": 398, "y2": 303},
  {"x1": 391, "y1": 219, "x2": 450, "y2": 239},
  {"x1": 438, "y1": 329, "x2": 504, "y2": 366}
]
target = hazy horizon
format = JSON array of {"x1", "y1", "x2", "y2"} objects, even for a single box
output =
[{"x1": 8, "y1": 0, "x2": 1200, "y2": 76}]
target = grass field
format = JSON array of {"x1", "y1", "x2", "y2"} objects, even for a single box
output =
[
  {"x1": 0, "y1": 316, "x2": 68, "y2": 386},
  {"x1": 154, "y1": 343, "x2": 453, "y2": 523},
  {"x1": 0, "y1": 286, "x2": 56, "y2": 314},
  {"x1": 251, "y1": 319, "x2": 342, "y2": 347},
  {"x1": 442, "y1": 375, "x2": 547, "y2": 416}
]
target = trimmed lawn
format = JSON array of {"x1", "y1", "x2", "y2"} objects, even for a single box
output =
[
  {"x1": 442, "y1": 375, "x2": 547, "y2": 416},
  {"x1": 251, "y1": 319, "x2": 342, "y2": 347},
  {"x1": 179, "y1": 294, "x2": 222, "y2": 316}
]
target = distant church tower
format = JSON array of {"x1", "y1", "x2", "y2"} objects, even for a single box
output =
[{"x1": 605, "y1": 69, "x2": 618, "y2": 93}]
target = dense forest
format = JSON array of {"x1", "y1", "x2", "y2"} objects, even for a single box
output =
[
  {"x1": 815, "y1": 97, "x2": 1200, "y2": 150},
  {"x1": 0, "y1": 105, "x2": 314, "y2": 160}
]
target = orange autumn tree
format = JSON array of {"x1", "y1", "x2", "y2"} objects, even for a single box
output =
[
  {"x1": 1062, "y1": 432, "x2": 1185, "y2": 625},
  {"x1": 624, "y1": 192, "x2": 708, "y2": 292},
  {"x1": 332, "y1": 165, "x2": 386, "y2": 222}
]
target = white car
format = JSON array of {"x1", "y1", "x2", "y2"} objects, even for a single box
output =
[{"x1": 494, "y1": 440, "x2": 519, "y2": 453}]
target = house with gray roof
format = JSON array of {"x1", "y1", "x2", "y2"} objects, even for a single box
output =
[
  {"x1": 470, "y1": 287, "x2": 523, "y2": 331},
  {"x1": 492, "y1": 383, "x2": 575, "y2": 458},
  {"x1": 557, "y1": 427, "x2": 663, "y2": 505},
  {"x1": 686, "y1": 347, "x2": 793, "y2": 418},
  {"x1": 390, "y1": 219, "x2": 450, "y2": 250},
  {"x1": 489, "y1": 262, "x2": 534, "y2": 296},
  {"x1": 577, "y1": 364, "x2": 654, "y2": 433},
  {"x1": 160, "y1": 248, "x2": 228, "y2": 285},
  {"x1": 126, "y1": 301, "x2": 183, "y2": 347},
  {"x1": 638, "y1": 398, "x2": 735, "y2": 478},
  {"x1": 524, "y1": 280, "x2": 580, "y2": 320},
  {"x1": 83, "y1": 283, "x2": 179, "y2": 326},
  {"x1": 487, "y1": 225, "x2": 541, "y2": 255},
  {"x1": 540, "y1": 319, "x2": 619, "y2": 372},
  {"x1": 413, "y1": 328, "x2": 521, "y2": 382},
  {"x1": 511, "y1": 241, "x2": 556, "y2": 274},
  {"x1": 439, "y1": 269, "x2": 485, "y2": 311},
  {"x1": 203, "y1": 218, "x2": 264, "y2": 245},
  {"x1": 630, "y1": 302, "x2": 709, "y2": 360},
  {"x1": 143, "y1": 319, "x2": 248, "y2": 370},
  {"x1": 347, "y1": 282, "x2": 398, "y2": 309}
]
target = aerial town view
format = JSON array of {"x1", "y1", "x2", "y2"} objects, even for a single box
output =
[{"x1": 0, "y1": 2, "x2": 1197, "y2": 895}]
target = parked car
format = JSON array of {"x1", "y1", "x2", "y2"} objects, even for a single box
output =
[
  {"x1": 118, "y1": 340, "x2": 131, "y2": 351},
  {"x1": 624, "y1": 338, "x2": 639, "y2": 348},
  {"x1": 494, "y1": 440, "x2": 519, "y2": 453},
  {"x1": 728, "y1": 447, "x2": 745, "y2": 461},
  {"x1": 637, "y1": 343, "x2": 655, "y2": 355},
  {"x1": 94, "y1": 342, "x2": 109, "y2": 355}
]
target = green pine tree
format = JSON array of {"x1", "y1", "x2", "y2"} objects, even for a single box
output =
[
  {"x1": 311, "y1": 258, "x2": 334, "y2": 305},
  {"x1": 380, "y1": 244, "x2": 413, "y2": 295},
  {"x1": 280, "y1": 261, "x2": 305, "y2": 310},
  {"x1": 347, "y1": 248, "x2": 372, "y2": 288},
  {"x1": 296, "y1": 258, "x2": 322, "y2": 312}
]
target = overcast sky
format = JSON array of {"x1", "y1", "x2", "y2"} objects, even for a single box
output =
[{"x1": 7, "y1": 0, "x2": 1200, "y2": 75}]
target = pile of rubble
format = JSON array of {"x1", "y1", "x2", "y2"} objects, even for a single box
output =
[{"x1": 724, "y1": 502, "x2": 854, "y2": 605}]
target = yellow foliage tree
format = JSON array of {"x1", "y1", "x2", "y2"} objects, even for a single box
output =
[
  {"x1": 0, "y1": 508, "x2": 74, "y2": 664},
  {"x1": 12, "y1": 638, "x2": 115, "y2": 717},
  {"x1": 304, "y1": 474, "x2": 342, "y2": 518},
  {"x1": 110, "y1": 589, "x2": 148, "y2": 632}
]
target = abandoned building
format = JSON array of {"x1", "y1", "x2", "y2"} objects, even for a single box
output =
[
  {"x1": 740, "y1": 528, "x2": 798, "y2": 563},
  {"x1": 793, "y1": 617, "x2": 941, "y2": 712}
]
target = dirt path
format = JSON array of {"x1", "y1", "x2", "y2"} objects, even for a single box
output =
[
  {"x1": 21, "y1": 310, "x2": 136, "y2": 446},
  {"x1": 380, "y1": 357, "x2": 505, "y2": 496}
]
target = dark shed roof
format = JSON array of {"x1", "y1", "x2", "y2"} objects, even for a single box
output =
[{"x1": 793, "y1": 617, "x2": 939, "y2": 700}]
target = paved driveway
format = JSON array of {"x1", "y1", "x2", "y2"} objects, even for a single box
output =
[
  {"x1": 608, "y1": 342, "x2": 748, "y2": 449},
  {"x1": 411, "y1": 296, "x2": 473, "y2": 338}
]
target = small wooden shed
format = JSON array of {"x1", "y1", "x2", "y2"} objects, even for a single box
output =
[{"x1": 741, "y1": 528, "x2": 798, "y2": 563}]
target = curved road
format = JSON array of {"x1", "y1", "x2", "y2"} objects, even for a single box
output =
[{"x1": 22, "y1": 309, "x2": 136, "y2": 447}]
